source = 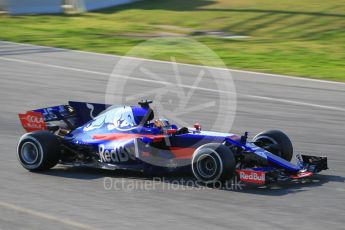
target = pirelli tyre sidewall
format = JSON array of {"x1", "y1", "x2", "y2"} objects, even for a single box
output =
[
  {"x1": 191, "y1": 143, "x2": 236, "y2": 184},
  {"x1": 17, "y1": 131, "x2": 61, "y2": 171}
]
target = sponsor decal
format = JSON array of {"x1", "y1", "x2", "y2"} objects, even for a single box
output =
[
  {"x1": 236, "y1": 169, "x2": 266, "y2": 184},
  {"x1": 18, "y1": 111, "x2": 47, "y2": 132},
  {"x1": 98, "y1": 144, "x2": 135, "y2": 163}
]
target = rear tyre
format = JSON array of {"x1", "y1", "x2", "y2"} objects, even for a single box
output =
[
  {"x1": 17, "y1": 131, "x2": 61, "y2": 171},
  {"x1": 191, "y1": 143, "x2": 236, "y2": 184},
  {"x1": 253, "y1": 130, "x2": 293, "y2": 161}
]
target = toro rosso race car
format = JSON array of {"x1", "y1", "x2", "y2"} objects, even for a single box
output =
[{"x1": 17, "y1": 100, "x2": 328, "y2": 185}]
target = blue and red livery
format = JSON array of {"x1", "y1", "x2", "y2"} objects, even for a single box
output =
[{"x1": 17, "y1": 100, "x2": 328, "y2": 185}]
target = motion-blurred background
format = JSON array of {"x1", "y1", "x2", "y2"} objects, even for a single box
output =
[{"x1": 0, "y1": 0, "x2": 344, "y2": 81}]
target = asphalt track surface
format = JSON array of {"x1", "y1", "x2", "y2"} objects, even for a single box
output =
[{"x1": 0, "y1": 41, "x2": 345, "y2": 230}]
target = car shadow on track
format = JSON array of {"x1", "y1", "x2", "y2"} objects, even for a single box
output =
[
  {"x1": 157, "y1": 174, "x2": 344, "y2": 196},
  {"x1": 40, "y1": 166, "x2": 142, "y2": 180},
  {"x1": 40, "y1": 166, "x2": 343, "y2": 196},
  {"x1": 228, "y1": 174, "x2": 344, "y2": 196}
]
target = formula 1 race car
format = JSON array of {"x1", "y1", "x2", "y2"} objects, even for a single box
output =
[{"x1": 17, "y1": 100, "x2": 328, "y2": 185}]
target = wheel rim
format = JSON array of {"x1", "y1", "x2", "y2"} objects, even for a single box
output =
[
  {"x1": 196, "y1": 154, "x2": 217, "y2": 179},
  {"x1": 21, "y1": 142, "x2": 39, "y2": 164}
]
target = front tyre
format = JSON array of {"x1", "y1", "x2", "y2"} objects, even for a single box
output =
[
  {"x1": 191, "y1": 143, "x2": 236, "y2": 184},
  {"x1": 17, "y1": 131, "x2": 61, "y2": 171},
  {"x1": 253, "y1": 130, "x2": 293, "y2": 161}
]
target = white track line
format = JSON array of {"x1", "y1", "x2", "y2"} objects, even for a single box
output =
[
  {"x1": 0, "y1": 56, "x2": 170, "y2": 85},
  {"x1": 1, "y1": 56, "x2": 345, "y2": 112},
  {"x1": 0, "y1": 201, "x2": 97, "y2": 230},
  {"x1": 0, "y1": 56, "x2": 110, "y2": 76},
  {"x1": 1, "y1": 40, "x2": 345, "y2": 86},
  {"x1": 247, "y1": 95, "x2": 345, "y2": 112}
]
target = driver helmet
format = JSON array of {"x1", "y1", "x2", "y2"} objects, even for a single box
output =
[{"x1": 153, "y1": 119, "x2": 170, "y2": 129}]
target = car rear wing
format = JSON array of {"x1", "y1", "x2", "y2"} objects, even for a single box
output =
[
  {"x1": 18, "y1": 101, "x2": 110, "y2": 133},
  {"x1": 19, "y1": 104, "x2": 76, "y2": 133},
  {"x1": 18, "y1": 111, "x2": 47, "y2": 132}
]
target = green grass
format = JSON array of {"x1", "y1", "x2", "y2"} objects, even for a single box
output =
[{"x1": 1, "y1": 0, "x2": 345, "y2": 81}]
